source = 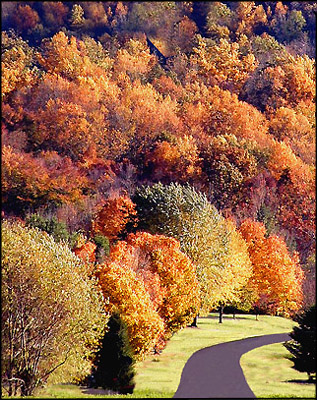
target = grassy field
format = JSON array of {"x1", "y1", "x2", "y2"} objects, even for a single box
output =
[
  {"x1": 6, "y1": 313, "x2": 312, "y2": 398},
  {"x1": 240, "y1": 342, "x2": 316, "y2": 398},
  {"x1": 32, "y1": 385, "x2": 173, "y2": 398}
]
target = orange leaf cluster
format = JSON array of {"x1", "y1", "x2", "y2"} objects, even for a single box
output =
[
  {"x1": 127, "y1": 232, "x2": 201, "y2": 333},
  {"x1": 2, "y1": 146, "x2": 88, "y2": 207},
  {"x1": 92, "y1": 196, "x2": 137, "y2": 241},
  {"x1": 144, "y1": 136, "x2": 202, "y2": 184},
  {"x1": 73, "y1": 241, "x2": 97, "y2": 264},
  {"x1": 11, "y1": 5, "x2": 40, "y2": 33},
  {"x1": 96, "y1": 252, "x2": 165, "y2": 359}
]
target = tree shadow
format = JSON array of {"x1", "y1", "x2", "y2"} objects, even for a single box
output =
[
  {"x1": 286, "y1": 379, "x2": 316, "y2": 385},
  {"x1": 206, "y1": 314, "x2": 254, "y2": 320},
  {"x1": 80, "y1": 386, "x2": 116, "y2": 395}
]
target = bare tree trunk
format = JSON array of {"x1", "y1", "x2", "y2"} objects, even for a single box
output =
[
  {"x1": 191, "y1": 315, "x2": 198, "y2": 327},
  {"x1": 219, "y1": 304, "x2": 224, "y2": 323},
  {"x1": 14, "y1": 380, "x2": 18, "y2": 396}
]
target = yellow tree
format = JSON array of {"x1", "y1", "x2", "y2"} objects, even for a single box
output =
[
  {"x1": 233, "y1": 2, "x2": 268, "y2": 37},
  {"x1": 2, "y1": 220, "x2": 107, "y2": 396},
  {"x1": 113, "y1": 37, "x2": 157, "y2": 81},
  {"x1": 1, "y1": 32, "x2": 36, "y2": 100},
  {"x1": 216, "y1": 219, "x2": 253, "y2": 321},
  {"x1": 38, "y1": 31, "x2": 107, "y2": 82},
  {"x1": 269, "y1": 106, "x2": 315, "y2": 165},
  {"x1": 241, "y1": 54, "x2": 315, "y2": 112},
  {"x1": 134, "y1": 182, "x2": 252, "y2": 323},
  {"x1": 190, "y1": 35, "x2": 258, "y2": 92}
]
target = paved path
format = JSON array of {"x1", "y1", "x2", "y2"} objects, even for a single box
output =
[{"x1": 173, "y1": 332, "x2": 290, "y2": 399}]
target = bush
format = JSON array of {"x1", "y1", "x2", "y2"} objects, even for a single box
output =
[
  {"x1": 25, "y1": 213, "x2": 82, "y2": 249},
  {"x1": 284, "y1": 305, "x2": 316, "y2": 381}
]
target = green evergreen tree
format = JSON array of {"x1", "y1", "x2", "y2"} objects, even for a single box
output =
[
  {"x1": 92, "y1": 311, "x2": 135, "y2": 394},
  {"x1": 284, "y1": 305, "x2": 316, "y2": 381}
]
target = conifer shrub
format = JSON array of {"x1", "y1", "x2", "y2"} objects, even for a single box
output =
[
  {"x1": 91, "y1": 311, "x2": 136, "y2": 394},
  {"x1": 284, "y1": 305, "x2": 316, "y2": 381}
]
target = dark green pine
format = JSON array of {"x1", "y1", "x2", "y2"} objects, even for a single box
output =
[
  {"x1": 92, "y1": 311, "x2": 136, "y2": 394},
  {"x1": 284, "y1": 305, "x2": 316, "y2": 381}
]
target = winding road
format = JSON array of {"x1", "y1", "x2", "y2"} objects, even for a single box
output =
[{"x1": 173, "y1": 332, "x2": 290, "y2": 399}]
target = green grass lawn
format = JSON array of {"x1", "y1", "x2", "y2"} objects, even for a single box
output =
[
  {"x1": 6, "y1": 313, "x2": 312, "y2": 398},
  {"x1": 32, "y1": 385, "x2": 173, "y2": 398},
  {"x1": 240, "y1": 343, "x2": 316, "y2": 398}
]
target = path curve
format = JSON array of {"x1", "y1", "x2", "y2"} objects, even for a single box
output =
[{"x1": 173, "y1": 332, "x2": 290, "y2": 399}]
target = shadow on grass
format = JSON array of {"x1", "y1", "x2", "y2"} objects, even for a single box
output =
[
  {"x1": 80, "y1": 386, "x2": 116, "y2": 395},
  {"x1": 286, "y1": 379, "x2": 316, "y2": 385},
  {"x1": 206, "y1": 315, "x2": 256, "y2": 320}
]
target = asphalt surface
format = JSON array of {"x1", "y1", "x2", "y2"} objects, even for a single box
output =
[{"x1": 173, "y1": 332, "x2": 291, "y2": 399}]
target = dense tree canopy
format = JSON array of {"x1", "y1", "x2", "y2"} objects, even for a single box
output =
[
  {"x1": 96, "y1": 230, "x2": 200, "y2": 356},
  {"x1": 134, "y1": 183, "x2": 252, "y2": 313}
]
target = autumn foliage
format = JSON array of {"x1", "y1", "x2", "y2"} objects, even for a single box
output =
[
  {"x1": 1, "y1": 1, "x2": 315, "y2": 392},
  {"x1": 92, "y1": 196, "x2": 137, "y2": 241},
  {"x1": 96, "y1": 257, "x2": 164, "y2": 359},
  {"x1": 126, "y1": 232, "x2": 201, "y2": 332},
  {"x1": 96, "y1": 231, "x2": 200, "y2": 357},
  {"x1": 73, "y1": 241, "x2": 97, "y2": 264},
  {"x1": 239, "y1": 219, "x2": 304, "y2": 316}
]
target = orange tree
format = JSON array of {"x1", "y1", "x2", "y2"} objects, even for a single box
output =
[
  {"x1": 199, "y1": 134, "x2": 259, "y2": 211},
  {"x1": 143, "y1": 135, "x2": 202, "y2": 185},
  {"x1": 189, "y1": 35, "x2": 258, "y2": 92},
  {"x1": 239, "y1": 219, "x2": 304, "y2": 316},
  {"x1": 2, "y1": 146, "x2": 88, "y2": 214},
  {"x1": 267, "y1": 140, "x2": 315, "y2": 263},
  {"x1": 126, "y1": 232, "x2": 200, "y2": 334},
  {"x1": 95, "y1": 231, "x2": 200, "y2": 356},
  {"x1": 91, "y1": 195, "x2": 137, "y2": 242}
]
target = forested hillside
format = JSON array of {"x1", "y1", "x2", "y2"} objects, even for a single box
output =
[{"x1": 1, "y1": 1, "x2": 316, "y2": 396}]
